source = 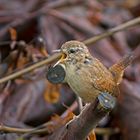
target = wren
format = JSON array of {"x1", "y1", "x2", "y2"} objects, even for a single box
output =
[{"x1": 52, "y1": 41, "x2": 134, "y2": 102}]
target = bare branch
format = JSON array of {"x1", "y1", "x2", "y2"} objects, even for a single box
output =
[
  {"x1": 0, "y1": 93, "x2": 117, "y2": 139},
  {"x1": 0, "y1": 125, "x2": 119, "y2": 135},
  {"x1": 48, "y1": 92, "x2": 116, "y2": 140},
  {"x1": 0, "y1": 53, "x2": 61, "y2": 84},
  {"x1": 83, "y1": 17, "x2": 140, "y2": 45},
  {"x1": 0, "y1": 17, "x2": 140, "y2": 84}
]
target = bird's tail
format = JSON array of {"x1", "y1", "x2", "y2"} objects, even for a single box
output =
[{"x1": 109, "y1": 52, "x2": 135, "y2": 85}]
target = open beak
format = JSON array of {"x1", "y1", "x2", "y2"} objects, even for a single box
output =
[{"x1": 53, "y1": 52, "x2": 67, "y2": 67}]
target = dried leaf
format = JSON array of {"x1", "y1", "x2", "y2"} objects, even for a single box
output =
[
  {"x1": 44, "y1": 81, "x2": 61, "y2": 103},
  {"x1": 87, "y1": 130, "x2": 96, "y2": 140},
  {"x1": 46, "y1": 109, "x2": 75, "y2": 133},
  {"x1": 9, "y1": 27, "x2": 17, "y2": 41}
]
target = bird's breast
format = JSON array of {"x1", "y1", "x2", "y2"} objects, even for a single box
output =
[{"x1": 65, "y1": 63, "x2": 99, "y2": 102}]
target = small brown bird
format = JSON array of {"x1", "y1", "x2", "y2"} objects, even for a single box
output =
[{"x1": 53, "y1": 41, "x2": 134, "y2": 103}]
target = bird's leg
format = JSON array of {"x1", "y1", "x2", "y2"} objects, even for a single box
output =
[
  {"x1": 66, "y1": 99, "x2": 90, "y2": 129},
  {"x1": 66, "y1": 97, "x2": 82, "y2": 128},
  {"x1": 76, "y1": 96, "x2": 83, "y2": 112}
]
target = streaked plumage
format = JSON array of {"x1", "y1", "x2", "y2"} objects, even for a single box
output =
[{"x1": 57, "y1": 41, "x2": 133, "y2": 102}]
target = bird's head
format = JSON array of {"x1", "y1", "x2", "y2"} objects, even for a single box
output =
[
  {"x1": 61, "y1": 40, "x2": 89, "y2": 56},
  {"x1": 54, "y1": 41, "x2": 90, "y2": 65}
]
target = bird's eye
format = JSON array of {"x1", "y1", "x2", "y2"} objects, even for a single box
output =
[{"x1": 69, "y1": 48, "x2": 77, "y2": 53}]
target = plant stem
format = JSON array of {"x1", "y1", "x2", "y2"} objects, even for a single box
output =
[
  {"x1": 0, "y1": 17, "x2": 140, "y2": 84},
  {"x1": 84, "y1": 17, "x2": 140, "y2": 45},
  {"x1": 0, "y1": 124, "x2": 119, "y2": 135}
]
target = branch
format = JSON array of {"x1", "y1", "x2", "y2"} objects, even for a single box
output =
[
  {"x1": 95, "y1": 127, "x2": 119, "y2": 135},
  {"x1": 0, "y1": 93, "x2": 117, "y2": 139},
  {"x1": 0, "y1": 53, "x2": 61, "y2": 84},
  {"x1": 83, "y1": 17, "x2": 140, "y2": 45},
  {"x1": 0, "y1": 125, "x2": 33, "y2": 134},
  {"x1": 0, "y1": 17, "x2": 140, "y2": 84},
  {"x1": 0, "y1": 125, "x2": 119, "y2": 135},
  {"x1": 48, "y1": 92, "x2": 116, "y2": 140}
]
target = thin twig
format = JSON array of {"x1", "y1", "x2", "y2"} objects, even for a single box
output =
[
  {"x1": 0, "y1": 17, "x2": 140, "y2": 84},
  {"x1": 0, "y1": 125, "x2": 120, "y2": 135},
  {"x1": 83, "y1": 17, "x2": 140, "y2": 45},
  {"x1": 0, "y1": 124, "x2": 119, "y2": 135},
  {"x1": 95, "y1": 127, "x2": 120, "y2": 135},
  {"x1": 0, "y1": 53, "x2": 61, "y2": 84},
  {"x1": 0, "y1": 125, "x2": 33, "y2": 134}
]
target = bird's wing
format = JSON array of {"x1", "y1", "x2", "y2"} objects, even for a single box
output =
[{"x1": 89, "y1": 58, "x2": 119, "y2": 97}]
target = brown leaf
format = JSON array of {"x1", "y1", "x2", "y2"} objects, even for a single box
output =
[
  {"x1": 9, "y1": 27, "x2": 17, "y2": 41},
  {"x1": 44, "y1": 81, "x2": 61, "y2": 103},
  {"x1": 46, "y1": 109, "x2": 75, "y2": 133},
  {"x1": 87, "y1": 130, "x2": 96, "y2": 140}
]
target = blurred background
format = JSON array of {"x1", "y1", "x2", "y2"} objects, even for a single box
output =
[{"x1": 0, "y1": 0, "x2": 140, "y2": 140}]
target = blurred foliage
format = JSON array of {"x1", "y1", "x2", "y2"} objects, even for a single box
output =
[{"x1": 0, "y1": 0, "x2": 140, "y2": 140}]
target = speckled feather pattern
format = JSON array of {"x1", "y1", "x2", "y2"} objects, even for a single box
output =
[{"x1": 60, "y1": 41, "x2": 119, "y2": 102}]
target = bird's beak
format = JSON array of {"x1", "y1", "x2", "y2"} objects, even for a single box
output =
[
  {"x1": 52, "y1": 49, "x2": 61, "y2": 53},
  {"x1": 53, "y1": 51, "x2": 67, "y2": 67}
]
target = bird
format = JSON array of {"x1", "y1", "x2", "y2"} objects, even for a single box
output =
[{"x1": 50, "y1": 40, "x2": 134, "y2": 103}]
